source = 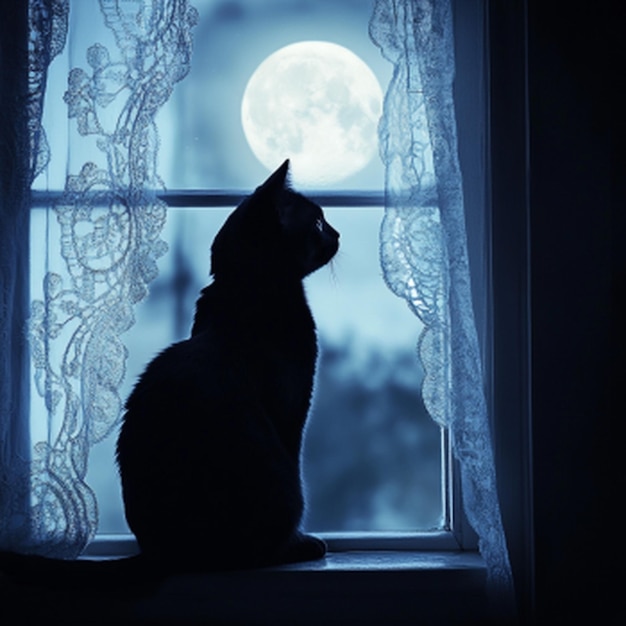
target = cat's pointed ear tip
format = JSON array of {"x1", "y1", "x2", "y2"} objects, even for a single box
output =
[
  {"x1": 279, "y1": 158, "x2": 292, "y2": 188},
  {"x1": 257, "y1": 159, "x2": 291, "y2": 193}
]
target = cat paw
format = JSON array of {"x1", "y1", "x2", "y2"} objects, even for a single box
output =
[{"x1": 280, "y1": 532, "x2": 327, "y2": 564}]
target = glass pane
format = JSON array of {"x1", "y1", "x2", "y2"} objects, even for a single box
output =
[{"x1": 302, "y1": 208, "x2": 443, "y2": 532}]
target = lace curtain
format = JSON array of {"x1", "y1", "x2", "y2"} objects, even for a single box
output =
[
  {"x1": 0, "y1": 0, "x2": 197, "y2": 558},
  {"x1": 1, "y1": 0, "x2": 512, "y2": 605},
  {"x1": 0, "y1": 0, "x2": 70, "y2": 554},
  {"x1": 370, "y1": 0, "x2": 514, "y2": 604}
]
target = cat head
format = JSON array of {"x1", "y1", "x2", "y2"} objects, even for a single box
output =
[{"x1": 210, "y1": 160, "x2": 339, "y2": 281}]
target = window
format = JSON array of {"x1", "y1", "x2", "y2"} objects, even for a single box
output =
[
  {"x1": 16, "y1": 0, "x2": 526, "y2": 583},
  {"x1": 2, "y1": 2, "x2": 530, "y2": 620},
  {"x1": 0, "y1": 0, "x2": 539, "y2": 621},
  {"x1": 30, "y1": 0, "x2": 483, "y2": 549}
]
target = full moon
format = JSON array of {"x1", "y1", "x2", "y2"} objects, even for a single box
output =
[{"x1": 241, "y1": 41, "x2": 383, "y2": 187}]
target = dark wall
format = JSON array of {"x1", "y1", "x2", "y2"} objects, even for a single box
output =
[{"x1": 527, "y1": 1, "x2": 623, "y2": 622}]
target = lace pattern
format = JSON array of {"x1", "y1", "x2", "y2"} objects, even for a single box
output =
[
  {"x1": 24, "y1": 0, "x2": 197, "y2": 557},
  {"x1": 370, "y1": 0, "x2": 514, "y2": 602},
  {"x1": 28, "y1": 0, "x2": 69, "y2": 182}
]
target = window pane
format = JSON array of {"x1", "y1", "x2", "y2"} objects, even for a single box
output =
[{"x1": 303, "y1": 208, "x2": 442, "y2": 532}]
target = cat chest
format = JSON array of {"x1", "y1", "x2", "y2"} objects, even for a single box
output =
[
  {"x1": 250, "y1": 329, "x2": 317, "y2": 422},
  {"x1": 261, "y1": 335, "x2": 316, "y2": 399}
]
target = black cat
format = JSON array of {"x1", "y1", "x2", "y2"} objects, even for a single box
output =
[
  {"x1": 0, "y1": 159, "x2": 339, "y2": 586},
  {"x1": 117, "y1": 158, "x2": 338, "y2": 572}
]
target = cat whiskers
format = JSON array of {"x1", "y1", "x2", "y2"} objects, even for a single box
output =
[{"x1": 327, "y1": 253, "x2": 341, "y2": 287}]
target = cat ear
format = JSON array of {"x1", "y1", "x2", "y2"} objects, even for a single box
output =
[{"x1": 259, "y1": 159, "x2": 291, "y2": 194}]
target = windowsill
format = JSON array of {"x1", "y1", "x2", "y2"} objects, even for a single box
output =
[
  {"x1": 134, "y1": 550, "x2": 487, "y2": 623},
  {"x1": 4, "y1": 548, "x2": 487, "y2": 623},
  {"x1": 71, "y1": 535, "x2": 489, "y2": 621}
]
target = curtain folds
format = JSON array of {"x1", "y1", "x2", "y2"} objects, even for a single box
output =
[
  {"x1": 370, "y1": 0, "x2": 514, "y2": 605},
  {"x1": 1, "y1": 0, "x2": 197, "y2": 558},
  {"x1": 0, "y1": 0, "x2": 32, "y2": 555},
  {"x1": 0, "y1": 0, "x2": 70, "y2": 554}
]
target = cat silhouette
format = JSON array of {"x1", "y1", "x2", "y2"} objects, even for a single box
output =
[
  {"x1": 118, "y1": 158, "x2": 338, "y2": 571},
  {"x1": 0, "y1": 159, "x2": 339, "y2": 590}
]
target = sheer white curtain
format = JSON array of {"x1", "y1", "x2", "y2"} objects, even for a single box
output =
[
  {"x1": 0, "y1": 0, "x2": 197, "y2": 558},
  {"x1": 370, "y1": 0, "x2": 514, "y2": 604}
]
